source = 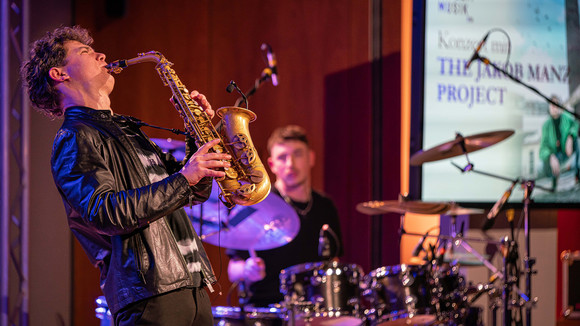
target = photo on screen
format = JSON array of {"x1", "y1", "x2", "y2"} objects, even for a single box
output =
[{"x1": 410, "y1": 0, "x2": 580, "y2": 206}]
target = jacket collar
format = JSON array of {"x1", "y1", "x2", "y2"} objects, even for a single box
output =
[{"x1": 64, "y1": 106, "x2": 114, "y2": 121}]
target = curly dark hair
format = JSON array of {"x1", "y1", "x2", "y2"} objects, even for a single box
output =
[
  {"x1": 267, "y1": 125, "x2": 310, "y2": 155},
  {"x1": 21, "y1": 26, "x2": 93, "y2": 118}
]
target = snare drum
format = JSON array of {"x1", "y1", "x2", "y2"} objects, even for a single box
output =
[
  {"x1": 365, "y1": 264, "x2": 433, "y2": 319},
  {"x1": 280, "y1": 261, "x2": 364, "y2": 324}
]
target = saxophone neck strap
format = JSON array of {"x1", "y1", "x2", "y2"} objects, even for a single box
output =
[{"x1": 116, "y1": 114, "x2": 188, "y2": 136}]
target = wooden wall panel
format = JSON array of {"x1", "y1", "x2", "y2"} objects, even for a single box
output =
[{"x1": 70, "y1": 0, "x2": 391, "y2": 324}]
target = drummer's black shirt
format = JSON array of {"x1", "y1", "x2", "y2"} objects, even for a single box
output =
[{"x1": 228, "y1": 188, "x2": 343, "y2": 306}]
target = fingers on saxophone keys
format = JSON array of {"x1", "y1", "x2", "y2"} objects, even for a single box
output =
[
  {"x1": 190, "y1": 90, "x2": 214, "y2": 118},
  {"x1": 204, "y1": 153, "x2": 232, "y2": 167},
  {"x1": 198, "y1": 139, "x2": 221, "y2": 153}
]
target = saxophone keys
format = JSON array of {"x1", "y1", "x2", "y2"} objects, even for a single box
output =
[
  {"x1": 221, "y1": 179, "x2": 241, "y2": 191},
  {"x1": 224, "y1": 167, "x2": 238, "y2": 179},
  {"x1": 232, "y1": 134, "x2": 249, "y2": 150},
  {"x1": 237, "y1": 184, "x2": 256, "y2": 199},
  {"x1": 247, "y1": 170, "x2": 264, "y2": 184},
  {"x1": 240, "y1": 149, "x2": 256, "y2": 165}
]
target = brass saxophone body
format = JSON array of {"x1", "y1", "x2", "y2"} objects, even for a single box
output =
[{"x1": 106, "y1": 51, "x2": 270, "y2": 208}]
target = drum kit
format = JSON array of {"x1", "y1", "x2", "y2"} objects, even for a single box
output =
[
  {"x1": 187, "y1": 129, "x2": 535, "y2": 326},
  {"x1": 94, "y1": 131, "x2": 537, "y2": 326}
]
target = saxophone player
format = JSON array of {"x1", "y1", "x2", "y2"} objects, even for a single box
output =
[{"x1": 21, "y1": 25, "x2": 227, "y2": 325}]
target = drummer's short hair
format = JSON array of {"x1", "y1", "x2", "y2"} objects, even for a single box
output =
[{"x1": 267, "y1": 125, "x2": 309, "y2": 154}]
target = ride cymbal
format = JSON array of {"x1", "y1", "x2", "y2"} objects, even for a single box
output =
[{"x1": 409, "y1": 130, "x2": 514, "y2": 166}]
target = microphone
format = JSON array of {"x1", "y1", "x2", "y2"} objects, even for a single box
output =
[
  {"x1": 465, "y1": 32, "x2": 490, "y2": 70},
  {"x1": 412, "y1": 232, "x2": 428, "y2": 257},
  {"x1": 226, "y1": 80, "x2": 249, "y2": 108},
  {"x1": 482, "y1": 180, "x2": 518, "y2": 231},
  {"x1": 318, "y1": 224, "x2": 331, "y2": 259},
  {"x1": 261, "y1": 43, "x2": 278, "y2": 86}
]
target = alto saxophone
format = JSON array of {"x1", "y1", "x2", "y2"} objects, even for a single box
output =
[{"x1": 106, "y1": 51, "x2": 270, "y2": 208}]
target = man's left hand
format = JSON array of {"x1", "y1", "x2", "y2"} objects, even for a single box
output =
[{"x1": 190, "y1": 90, "x2": 214, "y2": 118}]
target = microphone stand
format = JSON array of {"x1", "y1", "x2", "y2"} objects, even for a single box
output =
[
  {"x1": 472, "y1": 52, "x2": 580, "y2": 121},
  {"x1": 234, "y1": 65, "x2": 276, "y2": 107}
]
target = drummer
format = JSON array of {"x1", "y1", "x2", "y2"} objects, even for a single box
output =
[{"x1": 227, "y1": 125, "x2": 344, "y2": 307}]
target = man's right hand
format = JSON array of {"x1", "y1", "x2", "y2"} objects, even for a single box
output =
[
  {"x1": 180, "y1": 139, "x2": 231, "y2": 185},
  {"x1": 244, "y1": 257, "x2": 266, "y2": 283}
]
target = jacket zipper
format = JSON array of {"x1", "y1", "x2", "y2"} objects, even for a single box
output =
[{"x1": 162, "y1": 216, "x2": 195, "y2": 284}]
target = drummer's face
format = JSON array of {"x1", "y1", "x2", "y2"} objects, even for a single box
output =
[{"x1": 268, "y1": 140, "x2": 314, "y2": 188}]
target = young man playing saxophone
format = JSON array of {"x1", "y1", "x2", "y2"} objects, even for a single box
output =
[{"x1": 21, "y1": 25, "x2": 227, "y2": 325}]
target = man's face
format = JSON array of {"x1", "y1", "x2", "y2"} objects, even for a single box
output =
[
  {"x1": 268, "y1": 140, "x2": 314, "y2": 189},
  {"x1": 60, "y1": 40, "x2": 114, "y2": 94},
  {"x1": 549, "y1": 103, "x2": 562, "y2": 119}
]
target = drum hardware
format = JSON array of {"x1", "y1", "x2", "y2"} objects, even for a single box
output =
[
  {"x1": 409, "y1": 125, "x2": 551, "y2": 326},
  {"x1": 355, "y1": 193, "x2": 503, "y2": 325},
  {"x1": 448, "y1": 162, "x2": 543, "y2": 325}
]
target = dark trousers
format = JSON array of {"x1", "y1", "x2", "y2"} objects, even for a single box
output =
[{"x1": 114, "y1": 287, "x2": 213, "y2": 326}]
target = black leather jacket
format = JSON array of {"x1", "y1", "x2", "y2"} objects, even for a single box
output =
[{"x1": 51, "y1": 107, "x2": 217, "y2": 314}]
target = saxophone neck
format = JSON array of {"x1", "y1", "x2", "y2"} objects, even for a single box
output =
[{"x1": 106, "y1": 51, "x2": 170, "y2": 74}]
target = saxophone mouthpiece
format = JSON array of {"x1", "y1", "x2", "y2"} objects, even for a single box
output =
[{"x1": 105, "y1": 60, "x2": 128, "y2": 74}]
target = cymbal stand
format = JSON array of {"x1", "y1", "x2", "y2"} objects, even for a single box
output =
[{"x1": 522, "y1": 180, "x2": 536, "y2": 326}]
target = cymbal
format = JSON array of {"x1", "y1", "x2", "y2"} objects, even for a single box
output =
[
  {"x1": 356, "y1": 200, "x2": 483, "y2": 216},
  {"x1": 446, "y1": 203, "x2": 484, "y2": 216},
  {"x1": 409, "y1": 130, "x2": 514, "y2": 166},
  {"x1": 151, "y1": 138, "x2": 186, "y2": 151},
  {"x1": 185, "y1": 181, "x2": 300, "y2": 251}
]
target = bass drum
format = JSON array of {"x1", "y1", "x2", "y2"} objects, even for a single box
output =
[{"x1": 280, "y1": 261, "x2": 364, "y2": 326}]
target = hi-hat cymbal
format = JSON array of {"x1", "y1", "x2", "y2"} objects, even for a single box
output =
[
  {"x1": 356, "y1": 200, "x2": 483, "y2": 216},
  {"x1": 356, "y1": 200, "x2": 450, "y2": 215},
  {"x1": 185, "y1": 181, "x2": 300, "y2": 251},
  {"x1": 409, "y1": 130, "x2": 514, "y2": 166}
]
